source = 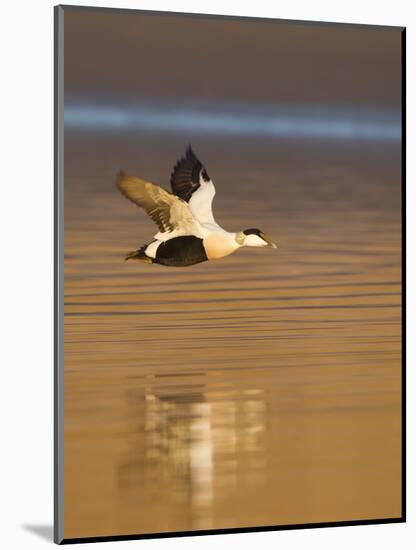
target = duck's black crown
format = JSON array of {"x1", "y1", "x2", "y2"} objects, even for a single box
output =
[{"x1": 243, "y1": 228, "x2": 263, "y2": 237}]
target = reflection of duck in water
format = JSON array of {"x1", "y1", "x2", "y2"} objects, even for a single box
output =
[
  {"x1": 117, "y1": 146, "x2": 277, "y2": 267},
  {"x1": 119, "y1": 382, "x2": 268, "y2": 519}
]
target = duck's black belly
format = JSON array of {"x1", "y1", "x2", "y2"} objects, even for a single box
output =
[{"x1": 155, "y1": 236, "x2": 208, "y2": 267}]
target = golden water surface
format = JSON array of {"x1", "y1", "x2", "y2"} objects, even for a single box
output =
[{"x1": 63, "y1": 136, "x2": 402, "y2": 538}]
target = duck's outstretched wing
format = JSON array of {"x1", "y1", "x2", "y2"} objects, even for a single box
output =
[
  {"x1": 170, "y1": 146, "x2": 218, "y2": 226},
  {"x1": 117, "y1": 171, "x2": 202, "y2": 236}
]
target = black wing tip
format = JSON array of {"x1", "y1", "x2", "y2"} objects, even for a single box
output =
[
  {"x1": 170, "y1": 145, "x2": 208, "y2": 200},
  {"x1": 185, "y1": 144, "x2": 200, "y2": 161},
  {"x1": 173, "y1": 144, "x2": 200, "y2": 165},
  {"x1": 170, "y1": 147, "x2": 196, "y2": 185}
]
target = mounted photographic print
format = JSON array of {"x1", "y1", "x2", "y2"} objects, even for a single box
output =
[{"x1": 54, "y1": 5, "x2": 405, "y2": 544}]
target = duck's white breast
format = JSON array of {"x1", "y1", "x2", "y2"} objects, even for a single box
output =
[{"x1": 203, "y1": 232, "x2": 239, "y2": 260}]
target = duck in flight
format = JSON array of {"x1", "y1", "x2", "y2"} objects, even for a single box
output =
[{"x1": 117, "y1": 146, "x2": 277, "y2": 267}]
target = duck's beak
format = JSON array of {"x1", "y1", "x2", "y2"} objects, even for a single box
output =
[{"x1": 261, "y1": 233, "x2": 277, "y2": 249}]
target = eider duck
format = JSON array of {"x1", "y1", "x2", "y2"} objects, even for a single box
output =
[{"x1": 117, "y1": 146, "x2": 277, "y2": 267}]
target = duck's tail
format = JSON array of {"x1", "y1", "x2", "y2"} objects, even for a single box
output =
[{"x1": 124, "y1": 244, "x2": 153, "y2": 264}]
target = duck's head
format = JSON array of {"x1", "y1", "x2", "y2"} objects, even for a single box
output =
[{"x1": 236, "y1": 228, "x2": 277, "y2": 248}]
